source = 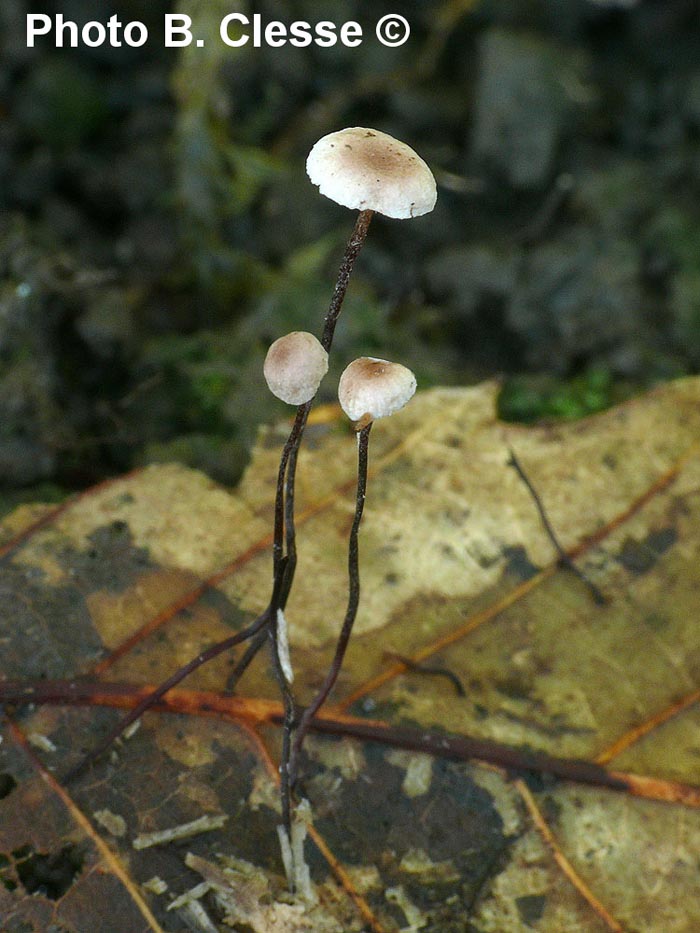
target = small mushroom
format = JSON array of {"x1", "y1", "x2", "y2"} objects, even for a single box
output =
[
  {"x1": 307, "y1": 127, "x2": 437, "y2": 219},
  {"x1": 290, "y1": 355, "x2": 417, "y2": 785},
  {"x1": 338, "y1": 356, "x2": 417, "y2": 427},
  {"x1": 264, "y1": 331, "x2": 329, "y2": 406}
]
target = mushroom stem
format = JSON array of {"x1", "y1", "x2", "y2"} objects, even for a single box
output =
[
  {"x1": 277, "y1": 207, "x2": 373, "y2": 603},
  {"x1": 267, "y1": 212, "x2": 375, "y2": 838},
  {"x1": 272, "y1": 405, "x2": 310, "y2": 579},
  {"x1": 320, "y1": 209, "x2": 373, "y2": 351},
  {"x1": 288, "y1": 422, "x2": 372, "y2": 787},
  {"x1": 63, "y1": 604, "x2": 274, "y2": 785},
  {"x1": 267, "y1": 611, "x2": 296, "y2": 842},
  {"x1": 223, "y1": 628, "x2": 267, "y2": 694},
  {"x1": 272, "y1": 208, "x2": 373, "y2": 603}
]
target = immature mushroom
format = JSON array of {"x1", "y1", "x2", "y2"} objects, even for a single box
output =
[
  {"x1": 263, "y1": 331, "x2": 329, "y2": 405},
  {"x1": 338, "y1": 356, "x2": 417, "y2": 427},
  {"x1": 307, "y1": 127, "x2": 437, "y2": 219}
]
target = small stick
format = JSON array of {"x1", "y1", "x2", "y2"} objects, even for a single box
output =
[
  {"x1": 383, "y1": 651, "x2": 466, "y2": 696},
  {"x1": 289, "y1": 423, "x2": 372, "y2": 785},
  {"x1": 507, "y1": 449, "x2": 607, "y2": 605}
]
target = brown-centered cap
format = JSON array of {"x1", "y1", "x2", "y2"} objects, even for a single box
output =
[
  {"x1": 338, "y1": 357, "x2": 416, "y2": 424},
  {"x1": 306, "y1": 127, "x2": 437, "y2": 219},
  {"x1": 264, "y1": 331, "x2": 329, "y2": 405}
]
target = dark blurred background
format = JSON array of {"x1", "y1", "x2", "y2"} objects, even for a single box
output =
[{"x1": 1, "y1": 0, "x2": 699, "y2": 507}]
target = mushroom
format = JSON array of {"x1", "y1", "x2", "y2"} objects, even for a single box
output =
[
  {"x1": 337, "y1": 356, "x2": 417, "y2": 428},
  {"x1": 306, "y1": 127, "x2": 437, "y2": 351},
  {"x1": 306, "y1": 126, "x2": 437, "y2": 220},
  {"x1": 289, "y1": 356, "x2": 417, "y2": 787},
  {"x1": 263, "y1": 331, "x2": 329, "y2": 405}
]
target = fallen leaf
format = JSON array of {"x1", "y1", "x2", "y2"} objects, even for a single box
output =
[{"x1": 1, "y1": 378, "x2": 700, "y2": 931}]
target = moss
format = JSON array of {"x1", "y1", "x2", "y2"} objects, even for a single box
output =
[
  {"x1": 138, "y1": 331, "x2": 241, "y2": 433},
  {"x1": 498, "y1": 368, "x2": 618, "y2": 423}
]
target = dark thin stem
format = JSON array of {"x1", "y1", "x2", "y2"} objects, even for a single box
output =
[
  {"x1": 508, "y1": 449, "x2": 607, "y2": 606},
  {"x1": 269, "y1": 417, "x2": 306, "y2": 844},
  {"x1": 63, "y1": 607, "x2": 272, "y2": 785},
  {"x1": 223, "y1": 629, "x2": 267, "y2": 695},
  {"x1": 289, "y1": 423, "x2": 372, "y2": 785},
  {"x1": 273, "y1": 407, "x2": 309, "y2": 577},
  {"x1": 279, "y1": 438, "x2": 303, "y2": 610},
  {"x1": 270, "y1": 425, "x2": 306, "y2": 842},
  {"x1": 383, "y1": 652, "x2": 466, "y2": 697},
  {"x1": 320, "y1": 209, "x2": 373, "y2": 351}
]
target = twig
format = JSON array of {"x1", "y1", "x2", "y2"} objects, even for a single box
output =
[
  {"x1": 507, "y1": 448, "x2": 607, "y2": 605},
  {"x1": 595, "y1": 687, "x2": 700, "y2": 766},
  {"x1": 383, "y1": 651, "x2": 466, "y2": 696},
  {"x1": 8, "y1": 677, "x2": 700, "y2": 804},
  {"x1": 0, "y1": 679, "x2": 636, "y2": 796}
]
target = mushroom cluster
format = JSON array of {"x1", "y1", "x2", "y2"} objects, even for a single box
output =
[
  {"x1": 65, "y1": 126, "x2": 438, "y2": 898},
  {"x1": 259, "y1": 129, "x2": 435, "y2": 856}
]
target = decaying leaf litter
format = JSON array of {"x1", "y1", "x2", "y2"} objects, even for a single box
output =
[{"x1": 1, "y1": 377, "x2": 700, "y2": 931}]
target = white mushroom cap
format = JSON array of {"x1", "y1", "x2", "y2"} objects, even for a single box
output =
[
  {"x1": 264, "y1": 332, "x2": 329, "y2": 405},
  {"x1": 338, "y1": 357, "x2": 417, "y2": 423},
  {"x1": 306, "y1": 127, "x2": 437, "y2": 220}
]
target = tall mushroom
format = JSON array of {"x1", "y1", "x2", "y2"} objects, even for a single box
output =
[{"x1": 306, "y1": 127, "x2": 437, "y2": 350}]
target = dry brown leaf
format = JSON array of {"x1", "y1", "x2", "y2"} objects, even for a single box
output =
[{"x1": 1, "y1": 378, "x2": 700, "y2": 931}]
